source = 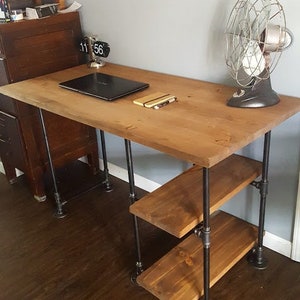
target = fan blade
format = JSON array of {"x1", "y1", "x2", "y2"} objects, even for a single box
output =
[
  {"x1": 251, "y1": 0, "x2": 272, "y2": 37},
  {"x1": 242, "y1": 41, "x2": 265, "y2": 76}
]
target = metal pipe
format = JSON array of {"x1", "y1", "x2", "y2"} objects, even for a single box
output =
[
  {"x1": 202, "y1": 167, "x2": 210, "y2": 300},
  {"x1": 248, "y1": 131, "x2": 271, "y2": 269},
  {"x1": 99, "y1": 130, "x2": 113, "y2": 192},
  {"x1": 38, "y1": 108, "x2": 65, "y2": 218},
  {"x1": 124, "y1": 139, "x2": 143, "y2": 280},
  {"x1": 256, "y1": 131, "x2": 271, "y2": 268}
]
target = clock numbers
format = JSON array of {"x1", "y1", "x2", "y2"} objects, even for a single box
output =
[
  {"x1": 93, "y1": 41, "x2": 110, "y2": 58},
  {"x1": 79, "y1": 41, "x2": 89, "y2": 53},
  {"x1": 80, "y1": 39, "x2": 110, "y2": 58}
]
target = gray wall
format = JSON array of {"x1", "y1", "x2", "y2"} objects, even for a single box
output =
[{"x1": 67, "y1": 0, "x2": 300, "y2": 242}]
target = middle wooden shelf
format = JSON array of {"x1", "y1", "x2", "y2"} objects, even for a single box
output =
[{"x1": 130, "y1": 154, "x2": 262, "y2": 238}]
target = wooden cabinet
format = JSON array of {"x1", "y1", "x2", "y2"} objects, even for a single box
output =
[{"x1": 0, "y1": 12, "x2": 99, "y2": 201}]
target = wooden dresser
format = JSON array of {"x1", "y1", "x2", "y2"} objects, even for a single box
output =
[{"x1": 0, "y1": 12, "x2": 99, "y2": 201}]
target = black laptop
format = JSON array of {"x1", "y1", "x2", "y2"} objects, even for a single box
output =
[{"x1": 59, "y1": 72, "x2": 149, "y2": 101}]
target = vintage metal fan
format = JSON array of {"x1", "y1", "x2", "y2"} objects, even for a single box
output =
[{"x1": 225, "y1": 0, "x2": 293, "y2": 108}]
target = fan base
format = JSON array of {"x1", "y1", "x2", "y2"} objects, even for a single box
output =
[{"x1": 227, "y1": 77, "x2": 280, "y2": 108}]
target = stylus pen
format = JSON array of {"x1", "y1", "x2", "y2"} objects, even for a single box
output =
[{"x1": 153, "y1": 97, "x2": 176, "y2": 109}]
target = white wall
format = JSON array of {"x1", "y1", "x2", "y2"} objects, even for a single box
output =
[{"x1": 68, "y1": 0, "x2": 300, "y2": 242}]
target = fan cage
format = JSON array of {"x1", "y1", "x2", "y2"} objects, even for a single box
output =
[{"x1": 225, "y1": 0, "x2": 286, "y2": 87}]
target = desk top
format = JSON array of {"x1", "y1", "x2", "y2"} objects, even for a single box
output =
[{"x1": 0, "y1": 63, "x2": 299, "y2": 167}]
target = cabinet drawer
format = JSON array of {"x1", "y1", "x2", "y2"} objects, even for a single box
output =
[
  {"x1": 0, "y1": 58, "x2": 17, "y2": 114},
  {"x1": 0, "y1": 111, "x2": 26, "y2": 170},
  {"x1": 0, "y1": 94, "x2": 17, "y2": 115},
  {"x1": 0, "y1": 58, "x2": 9, "y2": 86}
]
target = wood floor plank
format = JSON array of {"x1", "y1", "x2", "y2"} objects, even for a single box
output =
[
  {"x1": 0, "y1": 163, "x2": 160, "y2": 300},
  {"x1": 130, "y1": 154, "x2": 261, "y2": 238},
  {"x1": 1, "y1": 162, "x2": 300, "y2": 300}
]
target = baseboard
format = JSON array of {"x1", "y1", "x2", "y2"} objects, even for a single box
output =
[
  {"x1": 291, "y1": 178, "x2": 300, "y2": 262},
  {"x1": 263, "y1": 231, "x2": 292, "y2": 258},
  {"x1": 99, "y1": 159, "x2": 161, "y2": 193},
  {"x1": 0, "y1": 159, "x2": 293, "y2": 259}
]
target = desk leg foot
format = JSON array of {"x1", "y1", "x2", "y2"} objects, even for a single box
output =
[
  {"x1": 130, "y1": 261, "x2": 144, "y2": 285},
  {"x1": 247, "y1": 247, "x2": 268, "y2": 270},
  {"x1": 53, "y1": 192, "x2": 66, "y2": 219},
  {"x1": 102, "y1": 168, "x2": 113, "y2": 192},
  {"x1": 103, "y1": 180, "x2": 113, "y2": 192},
  {"x1": 54, "y1": 210, "x2": 66, "y2": 219}
]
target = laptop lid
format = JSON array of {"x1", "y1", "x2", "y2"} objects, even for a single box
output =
[{"x1": 59, "y1": 73, "x2": 149, "y2": 101}]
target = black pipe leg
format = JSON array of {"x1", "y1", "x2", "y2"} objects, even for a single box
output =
[
  {"x1": 38, "y1": 108, "x2": 66, "y2": 218},
  {"x1": 202, "y1": 167, "x2": 210, "y2": 300},
  {"x1": 99, "y1": 130, "x2": 113, "y2": 192},
  {"x1": 248, "y1": 131, "x2": 271, "y2": 269},
  {"x1": 124, "y1": 139, "x2": 143, "y2": 282},
  {"x1": 194, "y1": 168, "x2": 210, "y2": 299},
  {"x1": 131, "y1": 214, "x2": 143, "y2": 282}
]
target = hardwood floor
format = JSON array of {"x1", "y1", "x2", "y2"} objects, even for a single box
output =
[{"x1": 0, "y1": 162, "x2": 299, "y2": 300}]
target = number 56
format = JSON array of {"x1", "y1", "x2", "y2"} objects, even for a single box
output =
[{"x1": 93, "y1": 41, "x2": 110, "y2": 57}]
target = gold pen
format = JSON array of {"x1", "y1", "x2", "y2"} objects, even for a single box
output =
[{"x1": 153, "y1": 97, "x2": 176, "y2": 109}]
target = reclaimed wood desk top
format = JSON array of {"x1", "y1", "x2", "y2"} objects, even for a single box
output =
[{"x1": 0, "y1": 63, "x2": 299, "y2": 167}]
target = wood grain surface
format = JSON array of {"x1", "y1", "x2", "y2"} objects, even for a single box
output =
[{"x1": 0, "y1": 64, "x2": 299, "y2": 167}]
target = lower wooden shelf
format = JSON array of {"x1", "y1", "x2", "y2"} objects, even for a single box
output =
[{"x1": 137, "y1": 211, "x2": 257, "y2": 300}]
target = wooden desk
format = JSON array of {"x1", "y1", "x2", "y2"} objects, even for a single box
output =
[
  {"x1": 0, "y1": 63, "x2": 299, "y2": 299},
  {"x1": 0, "y1": 64, "x2": 299, "y2": 167}
]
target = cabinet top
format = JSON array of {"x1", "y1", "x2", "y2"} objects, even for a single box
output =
[
  {"x1": 0, "y1": 11, "x2": 79, "y2": 32},
  {"x1": 0, "y1": 63, "x2": 300, "y2": 167}
]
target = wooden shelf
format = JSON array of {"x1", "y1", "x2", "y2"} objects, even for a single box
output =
[
  {"x1": 130, "y1": 154, "x2": 261, "y2": 238},
  {"x1": 137, "y1": 211, "x2": 257, "y2": 300}
]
